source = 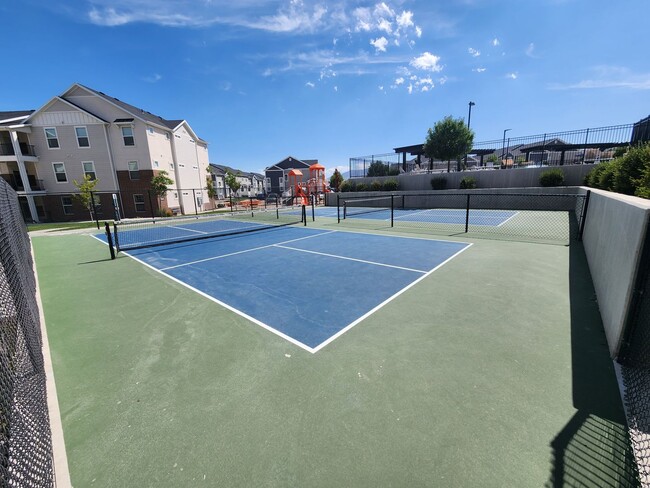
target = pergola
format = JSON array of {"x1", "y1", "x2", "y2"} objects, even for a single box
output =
[{"x1": 393, "y1": 145, "x2": 497, "y2": 170}]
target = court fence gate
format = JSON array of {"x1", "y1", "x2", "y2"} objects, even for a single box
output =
[{"x1": 0, "y1": 179, "x2": 54, "y2": 486}]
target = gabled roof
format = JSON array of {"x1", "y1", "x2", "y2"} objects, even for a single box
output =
[
  {"x1": 265, "y1": 156, "x2": 313, "y2": 172},
  {"x1": 0, "y1": 110, "x2": 34, "y2": 128},
  {"x1": 24, "y1": 96, "x2": 108, "y2": 125}
]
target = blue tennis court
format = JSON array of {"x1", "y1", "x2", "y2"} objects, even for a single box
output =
[{"x1": 113, "y1": 226, "x2": 471, "y2": 352}]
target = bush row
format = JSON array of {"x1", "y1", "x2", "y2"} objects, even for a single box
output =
[
  {"x1": 340, "y1": 179, "x2": 399, "y2": 192},
  {"x1": 429, "y1": 169, "x2": 566, "y2": 190},
  {"x1": 584, "y1": 143, "x2": 650, "y2": 198}
]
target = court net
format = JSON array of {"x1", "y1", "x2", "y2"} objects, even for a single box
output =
[
  {"x1": 342, "y1": 196, "x2": 394, "y2": 219},
  {"x1": 113, "y1": 206, "x2": 305, "y2": 252}
]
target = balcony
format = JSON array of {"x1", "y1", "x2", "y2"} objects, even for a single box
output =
[
  {"x1": 0, "y1": 143, "x2": 37, "y2": 157},
  {"x1": 1, "y1": 174, "x2": 45, "y2": 192}
]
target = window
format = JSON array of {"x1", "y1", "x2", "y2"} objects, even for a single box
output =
[
  {"x1": 121, "y1": 126, "x2": 135, "y2": 146},
  {"x1": 196, "y1": 195, "x2": 203, "y2": 208},
  {"x1": 61, "y1": 195, "x2": 73, "y2": 215},
  {"x1": 53, "y1": 162, "x2": 67, "y2": 182},
  {"x1": 153, "y1": 160, "x2": 159, "y2": 168},
  {"x1": 75, "y1": 127, "x2": 89, "y2": 147},
  {"x1": 92, "y1": 194, "x2": 102, "y2": 214},
  {"x1": 82, "y1": 161, "x2": 96, "y2": 180},
  {"x1": 133, "y1": 194, "x2": 145, "y2": 212},
  {"x1": 128, "y1": 161, "x2": 139, "y2": 180},
  {"x1": 165, "y1": 133, "x2": 170, "y2": 140},
  {"x1": 179, "y1": 163, "x2": 185, "y2": 168},
  {"x1": 170, "y1": 163, "x2": 175, "y2": 169},
  {"x1": 45, "y1": 128, "x2": 59, "y2": 148},
  {"x1": 148, "y1": 127, "x2": 154, "y2": 134}
]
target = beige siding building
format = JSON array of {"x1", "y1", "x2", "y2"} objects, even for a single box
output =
[{"x1": 0, "y1": 83, "x2": 211, "y2": 222}]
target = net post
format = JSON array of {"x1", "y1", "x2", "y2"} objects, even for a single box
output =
[
  {"x1": 193, "y1": 189, "x2": 198, "y2": 216},
  {"x1": 112, "y1": 222, "x2": 120, "y2": 254},
  {"x1": 311, "y1": 198, "x2": 315, "y2": 222},
  {"x1": 391, "y1": 194, "x2": 394, "y2": 227},
  {"x1": 337, "y1": 194, "x2": 341, "y2": 223},
  {"x1": 230, "y1": 193, "x2": 233, "y2": 212},
  {"x1": 465, "y1": 194, "x2": 471, "y2": 233},
  {"x1": 104, "y1": 222, "x2": 116, "y2": 260},
  {"x1": 577, "y1": 190, "x2": 591, "y2": 241},
  {"x1": 250, "y1": 196, "x2": 254, "y2": 217},
  {"x1": 91, "y1": 191, "x2": 100, "y2": 229},
  {"x1": 302, "y1": 204, "x2": 307, "y2": 225}
]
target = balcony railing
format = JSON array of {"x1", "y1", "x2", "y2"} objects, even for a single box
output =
[
  {"x1": 0, "y1": 143, "x2": 37, "y2": 157},
  {"x1": 1, "y1": 174, "x2": 45, "y2": 192}
]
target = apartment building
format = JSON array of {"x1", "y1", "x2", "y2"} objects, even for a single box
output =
[
  {"x1": 209, "y1": 163, "x2": 265, "y2": 198},
  {"x1": 0, "y1": 83, "x2": 210, "y2": 222}
]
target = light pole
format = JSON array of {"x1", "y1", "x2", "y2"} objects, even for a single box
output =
[
  {"x1": 467, "y1": 101, "x2": 475, "y2": 129},
  {"x1": 501, "y1": 129, "x2": 511, "y2": 168},
  {"x1": 464, "y1": 101, "x2": 475, "y2": 169}
]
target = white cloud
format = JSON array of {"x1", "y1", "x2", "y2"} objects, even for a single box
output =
[
  {"x1": 370, "y1": 36, "x2": 389, "y2": 52},
  {"x1": 492, "y1": 38, "x2": 500, "y2": 46},
  {"x1": 468, "y1": 47, "x2": 480, "y2": 57},
  {"x1": 143, "y1": 73, "x2": 162, "y2": 83},
  {"x1": 473, "y1": 67, "x2": 486, "y2": 73},
  {"x1": 407, "y1": 83, "x2": 413, "y2": 94},
  {"x1": 306, "y1": 81, "x2": 315, "y2": 88},
  {"x1": 394, "y1": 77, "x2": 404, "y2": 85},
  {"x1": 506, "y1": 72, "x2": 518, "y2": 79},
  {"x1": 548, "y1": 66, "x2": 650, "y2": 90},
  {"x1": 377, "y1": 18, "x2": 392, "y2": 34},
  {"x1": 421, "y1": 85, "x2": 430, "y2": 92},
  {"x1": 334, "y1": 85, "x2": 338, "y2": 92},
  {"x1": 374, "y1": 2, "x2": 395, "y2": 19},
  {"x1": 415, "y1": 26, "x2": 422, "y2": 38},
  {"x1": 396, "y1": 10, "x2": 414, "y2": 29},
  {"x1": 410, "y1": 52, "x2": 443, "y2": 72},
  {"x1": 526, "y1": 43, "x2": 536, "y2": 57}
]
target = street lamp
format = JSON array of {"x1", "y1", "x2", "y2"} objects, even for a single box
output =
[
  {"x1": 502, "y1": 129, "x2": 511, "y2": 167},
  {"x1": 467, "y1": 101, "x2": 475, "y2": 129}
]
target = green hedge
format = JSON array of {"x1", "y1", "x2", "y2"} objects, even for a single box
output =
[
  {"x1": 539, "y1": 168, "x2": 565, "y2": 187},
  {"x1": 459, "y1": 177, "x2": 476, "y2": 189},
  {"x1": 584, "y1": 143, "x2": 650, "y2": 199}
]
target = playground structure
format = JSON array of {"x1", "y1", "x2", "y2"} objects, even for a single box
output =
[{"x1": 288, "y1": 163, "x2": 330, "y2": 205}]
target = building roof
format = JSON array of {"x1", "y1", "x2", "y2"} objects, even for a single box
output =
[{"x1": 0, "y1": 110, "x2": 35, "y2": 122}]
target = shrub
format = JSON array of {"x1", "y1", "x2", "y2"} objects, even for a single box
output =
[
  {"x1": 340, "y1": 180, "x2": 355, "y2": 192},
  {"x1": 355, "y1": 183, "x2": 369, "y2": 192},
  {"x1": 388, "y1": 167, "x2": 400, "y2": 176},
  {"x1": 382, "y1": 179, "x2": 398, "y2": 191},
  {"x1": 584, "y1": 161, "x2": 613, "y2": 189},
  {"x1": 459, "y1": 177, "x2": 476, "y2": 189},
  {"x1": 539, "y1": 168, "x2": 565, "y2": 187},
  {"x1": 430, "y1": 177, "x2": 447, "y2": 190},
  {"x1": 370, "y1": 180, "x2": 382, "y2": 191},
  {"x1": 157, "y1": 208, "x2": 173, "y2": 217},
  {"x1": 613, "y1": 143, "x2": 650, "y2": 195}
]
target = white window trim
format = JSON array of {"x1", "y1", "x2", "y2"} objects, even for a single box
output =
[
  {"x1": 52, "y1": 162, "x2": 67, "y2": 183},
  {"x1": 75, "y1": 126, "x2": 90, "y2": 148},
  {"x1": 121, "y1": 126, "x2": 135, "y2": 147},
  {"x1": 128, "y1": 161, "x2": 140, "y2": 180},
  {"x1": 133, "y1": 194, "x2": 146, "y2": 213},
  {"x1": 44, "y1": 127, "x2": 60, "y2": 150},
  {"x1": 82, "y1": 161, "x2": 96, "y2": 180}
]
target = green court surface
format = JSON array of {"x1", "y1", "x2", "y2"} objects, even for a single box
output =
[{"x1": 33, "y1": 223, "x2": 638, "y2": 487}]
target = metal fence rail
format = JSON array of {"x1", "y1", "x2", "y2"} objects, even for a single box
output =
[
  {"x1": 350, "y1": 120, "x2": 650, "y2": 177},
  {"x1": 336, "y1": 191, "x2": 588, "y2": 245},
  {"x1": 0, "y1": 179, "x2": 54, "y2": 486}
]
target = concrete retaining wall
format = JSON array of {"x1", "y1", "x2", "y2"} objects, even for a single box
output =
[
  {"x1": 581, "y1": 189, "x2": 650, "y2": 358},
  {"x1": 349, "y1": 164, "x2": 595, "y2": 191}
]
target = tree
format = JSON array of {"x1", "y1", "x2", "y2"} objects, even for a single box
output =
[
  {"x1": 423, "y1": 116, "x2": 474, "y2": 173},
  {"x1": 205, "y1": 166, "x2": 217, "y2": 200},
  {"x1": 72, "y1": 174, "x2": 99, "y2": 220},
  {"x1": 150, "y1": 170, "x2": 174, "y2": 210},
  {"x1": 367, "y1": 161, "x2": 388, "y2": 177},
  {"x1": 225, "y1": 170, "x2": 241, "y2": 197},
  {"x1": 329, "y1": 169, "x2": 344, "y2": 191}
]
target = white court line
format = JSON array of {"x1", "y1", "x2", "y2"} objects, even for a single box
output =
[
  {"x1": 168, "y1": 225, "x2": 208, "y2": 235},
  {"x1": 392, "y1": 208, "x2": 438, "y2": 220},
  {"x1": 496, "y1": 211, "x2": 520, "y2": 227},
  {"x1": 160, "y1": 230, "x2": 336, "y2": 271},
  {"x1": 274, "y1": 244, "x2": 428, "y2": 274},
  {"x1": 310, "y1": 242, "x2": 473, "y2": 353}
]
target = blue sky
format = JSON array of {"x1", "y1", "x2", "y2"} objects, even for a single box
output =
[{"x1": 2, "y1": 0, "x2": 649, "y2": 175}]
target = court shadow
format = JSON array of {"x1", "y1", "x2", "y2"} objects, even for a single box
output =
[{"x1": 546, "y1": 233, "x2": 638, "y2": 487}]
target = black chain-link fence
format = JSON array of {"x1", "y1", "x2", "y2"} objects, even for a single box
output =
[
  {"x1": 619, "y1": 219, "x2": 650, "y2": 487},
  {"x1": 0, "y1": 179, "x2": 54, "y2": 487},
  {"x1": 336, "y1": 192, "x2": 588, "y2": 245}
]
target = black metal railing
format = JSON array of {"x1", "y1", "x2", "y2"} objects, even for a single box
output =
[
  {"x1": 350, "y1": 120, "x2": 650, "y2": 177},
  {"x1": 0, "y1": 143, "x2": 37, "y2": 157}
]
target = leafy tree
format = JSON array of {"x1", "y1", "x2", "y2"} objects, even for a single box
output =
[
  {"x1": 424, "y1": 116, "x2": 474, "y2": 173},
  {"x1": 329, "y1": 169, "x2": 344, "y2": 191},
  {"x1": 225, "y1": 170, "x2": 241, "y2": 197},
  {"x1": 150, "y1": 170, "x2": 174, "y2": 209},
  {"x1": 205, "y1": 167, "x2": 217, "y2": 200},
  {"x1": 367, "y1": 161, "x2": 388, "y2": 177},
  {"x1": 72, "y1": 174, "x2": 99, "y2": 220}
]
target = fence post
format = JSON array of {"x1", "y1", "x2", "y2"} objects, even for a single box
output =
[
  {"x1": 147, "y1": 190, "x2": 155, "y2": 220},
  {"x1": 465, "y1": 194, "x2": 471, "y2": 233},
  {"x1": 337, "y1": 194, "x2": 340, "y2": 223},
  {"x1": 578, "y1": 190, "x2": 591, "y2": 241},
  {"x1": 90, "y1": 191, "x2": 99, "y2": 229},
  {"x1": 582, "y1": 128, "x2": 590, "y2": 163},
  {"x1": 250, "y1": 196, "x2": 254, "y2": 217},
  {"x1": 390, "y1": 194, "x2": 394, "y2": 228},
  {"x1": 193, "y1": 189, "x2": 198, "y2": 216}
]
